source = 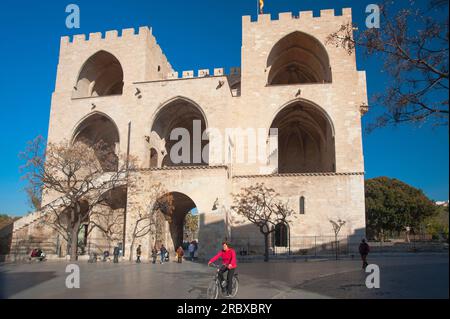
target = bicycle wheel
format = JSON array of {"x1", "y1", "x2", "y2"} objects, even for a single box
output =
[
  {"x1": 230, "y1": 276, "x2": 239, "y2": 298},
  {"x1": 206, "y1": 280, "x2": 219, "y2": 299}
]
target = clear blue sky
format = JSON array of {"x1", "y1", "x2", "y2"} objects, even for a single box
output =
[{"x1": 0, "y1": 0, "x2": 448, "y2": 216}]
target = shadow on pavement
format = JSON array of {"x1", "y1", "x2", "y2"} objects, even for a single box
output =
[{"x1": 0, "y1": 270, "x2": 58, "y2": 298}]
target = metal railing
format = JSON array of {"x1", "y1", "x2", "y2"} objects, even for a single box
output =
[{"x1": 231, "y1": 234, "x2": 449, "y2": 259}]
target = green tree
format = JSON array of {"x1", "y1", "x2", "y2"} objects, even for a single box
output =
[
  {"x1": 365, "y1": 177, "x2": 437, "y2": 240},
  {"x1": 425, "y1": 205, "x2": 449, "y2": 240},
  {"x1": 183, "y1": 211, "x2": 199, "y2": 242}
]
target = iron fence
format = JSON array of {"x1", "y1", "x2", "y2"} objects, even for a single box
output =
[{"x1": 231, "y1": 234, "x2": 448, "y2": 259}]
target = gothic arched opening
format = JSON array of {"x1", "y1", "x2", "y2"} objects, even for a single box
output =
[
  {"x1": 155, "y1": 192, "x2": 197, "y2": 251},
  {"x1": 151, "y1": 98, "x2": 209, "y2": 167},
  {"x1": 270, "y1": 100, "x2": 335, "y2": 173},
  {"x1": 267, "y1": 31, "x2": 332, "y2": 85},
  {"x1": 88, "y1": 186, "x2": 128, "y2": 253},
  {"x1": 74, "y1": 50, "x2": 124, "y2": 98},
  {"x1": 72, "y1": 113, "x2": 120, "y2": 172},
  {"x1": 274, "y1": 223, "x2": 289, "y2": 247}
]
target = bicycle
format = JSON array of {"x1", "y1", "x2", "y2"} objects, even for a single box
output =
[{"x1": 206, "y1": 263, "x2": 239, "y2": 299}]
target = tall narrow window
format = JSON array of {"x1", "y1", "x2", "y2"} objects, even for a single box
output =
[
  {"x1": 300, "y1": 196, "x2": 305, "y2": 214},
  {"x1": 275, "y1": 223, "x2": 288, "y2": 247}
]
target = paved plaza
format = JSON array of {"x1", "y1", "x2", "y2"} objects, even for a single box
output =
[{"x1": 0, "y1": 254, "x2": 448, "y2": 299}]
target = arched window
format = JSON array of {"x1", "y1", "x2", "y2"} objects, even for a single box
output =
[
  {"x1": 274, "y1": 223, "x2": 288, "y2": 247},
  {"x1": 74, "y1": 51, "x2": 124, "y2": 98},
  {"x1": 267, "y1": 31, "x2": 332, "y2": 85},
  {"x1": 299, "y1": 196, "x2": 305, "y2": 214}
]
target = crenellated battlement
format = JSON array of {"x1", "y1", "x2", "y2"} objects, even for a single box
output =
[
  {"x1": 166, "y1": 67, "x2": 240, "y2": 80},
  {"x1": 57, "y1": 25, "x2": 174, "y2": 85},
  {"x1": 243, "y1": 8, "x2": 352, "y2": 25},
  {"x1": 60, "y1": 26, "x2": 155, "y2": 47}
]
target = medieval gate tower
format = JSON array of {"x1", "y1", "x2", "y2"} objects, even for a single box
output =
[{"x1": 9, "y1": 8, "x2": 368, "y2": 260}]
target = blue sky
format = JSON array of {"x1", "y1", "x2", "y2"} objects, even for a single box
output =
[{"x1": 0, "y1": 0, "x2": 448, "y2": 216}]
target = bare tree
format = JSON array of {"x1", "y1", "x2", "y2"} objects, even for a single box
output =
[
  {"x1": 127, "y1": 182, "x2": 174, "y2": 261},
  {"x1": 232, "y1": 183, "x2": 294, "y2": 262},
  {"x1": 20, "y1": 136, "x2": 135, "y2": 261},
  {"x1": 329, "y1": 218, "x2": 346, "y2": 260},
  {"x1": 326, "y1": 0, "x2": 448, "y2": 131}
]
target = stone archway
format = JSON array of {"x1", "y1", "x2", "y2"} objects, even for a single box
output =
[
  {"x1": 267, "y1": 31, "x2": 332, "y2": 85},
  {"x1": 270, "y1": 100, "x2": 335, "y2": 173},
  {"x1": 154, "y1": 192, "x2": 198, "y2": 252},
  {"x1": 150, "y1": 97, "x2": 209, "y2": 167},
  {"x1": 74, "y1": 50, "x2": 124, "y2": 98},
  {"x1": 72, "y1": 113, "x2": 120, "y2": 172}
]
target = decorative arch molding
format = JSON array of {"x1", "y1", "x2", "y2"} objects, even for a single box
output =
[
  {"x1": 268, "y1": 98, "x2": 335, "y2": 138},
  {"x1": 149, "y1": 95, "x2": 209, "y2": 130},
  {"x1": 70, "y1": 111, "x2": 121, "y2": 145}
]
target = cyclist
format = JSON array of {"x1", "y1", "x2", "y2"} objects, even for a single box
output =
[{"x1": 208, "y1": 241, "x2": 237, "y2": 297}]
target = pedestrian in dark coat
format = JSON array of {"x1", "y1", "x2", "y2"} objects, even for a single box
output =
[{"x1": 359, "y1": 239, "x2": 370, "y2": 269}]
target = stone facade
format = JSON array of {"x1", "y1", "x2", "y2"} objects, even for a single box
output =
[{"x1": 7, "y1": 8, "x2": 367, "y2": 261}]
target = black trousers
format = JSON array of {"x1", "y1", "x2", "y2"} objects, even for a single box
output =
[
  {"x1": 218, "y1": 266, "x2": 235, "y2": 294},
  {"x1": 361, "y1": 254, "x2": 368, "y2": 268}
]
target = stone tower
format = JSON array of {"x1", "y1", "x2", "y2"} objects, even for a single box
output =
[{"x1": 6, "y1": 8, "x2": 368, "y2": 261}]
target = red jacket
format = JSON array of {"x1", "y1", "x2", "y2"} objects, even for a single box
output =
[{"x1": 209, "y1": 248, "x2": 237, "y2": 269}]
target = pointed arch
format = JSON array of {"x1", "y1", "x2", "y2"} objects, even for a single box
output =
[
  {"x1": 267, "y1": 31, "x2": 332, "y2": 85},
  {"x1": 270, "y1": 99, "x2": 336, "y2": 173},
  {"x1": 73, "y1": 50, "x2": 124, "y2": 98},
  {"x1": 150, "y1": 96, "x2": 209, "y2": 167},
  {"x1": 71, "y1": 112, "x2": 120, "y2": 172}
]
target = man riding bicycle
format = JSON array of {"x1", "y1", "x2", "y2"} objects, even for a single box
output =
[{"x1": 208, "y1": 241, "x2": 237, "y2": 297}]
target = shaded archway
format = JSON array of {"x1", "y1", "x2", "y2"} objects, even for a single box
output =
[
  {"x1": 73, "y1": 50, "x2": 124, "y2": 98},
  {"x1": 150, "y1": 97, "x2": 209, "y2": 167},
  {"x1": 87, "y1": 186, "x2": 128, "y2": 254},
  {"x1": 149, "y1": 148, "x2": 158, "y2": 168},
  {"x1": 270, "y1": 100, "x2": 335, "y2": 173},
  {"x1": 267, "y1": 31, "x2": 332, "y2": 85},
  {"x1": 155, "y1": 192, "x2": 197, "y2": 251},
  {"x1": 72, "y1": 113, "x2": 120, "y2": 172},
  {"x1": 274, "y1": 223, "x2": 289, "y2": 247}
]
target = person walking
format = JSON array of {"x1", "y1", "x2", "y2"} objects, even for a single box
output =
[
  {"x1": 188, "y1": 242, "x2": 195, "y2": 261},
  {"x1": 359, "y1": 238, "x2": 370, "y2": 269},
  {"x1": 176, "y1": 246, "x2": 184, "y2": 263},
  {"x1": 113, "y1": 245, "x2": 120, "y2": 264},
  {"x1": 160, "y1": 244, "x2": 167, "y2": 264},
  {"x1": 151, "y1": 246, "x2": 158, "y2": 264},
  {"x1": 136, "y1": 245, "x2": 142, "y2": 263}
]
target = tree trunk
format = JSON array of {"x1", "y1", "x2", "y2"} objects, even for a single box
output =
[
  {"x1": 129, "y1": 237, "x2": 135, "y2": 262},
  {"x1": 335, "y1": 235, "x2": 338, "y2": 261},
  {"x1": 263, "y1": 233, "x2": 269, "y2": 262},
  {"x1": 70, "y1": 226, "x2": 79, "y2": 261}
]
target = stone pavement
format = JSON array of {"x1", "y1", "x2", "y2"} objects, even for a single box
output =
[{"x1": 0, "y1": 253, "x2": 447, "y2": 299}]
